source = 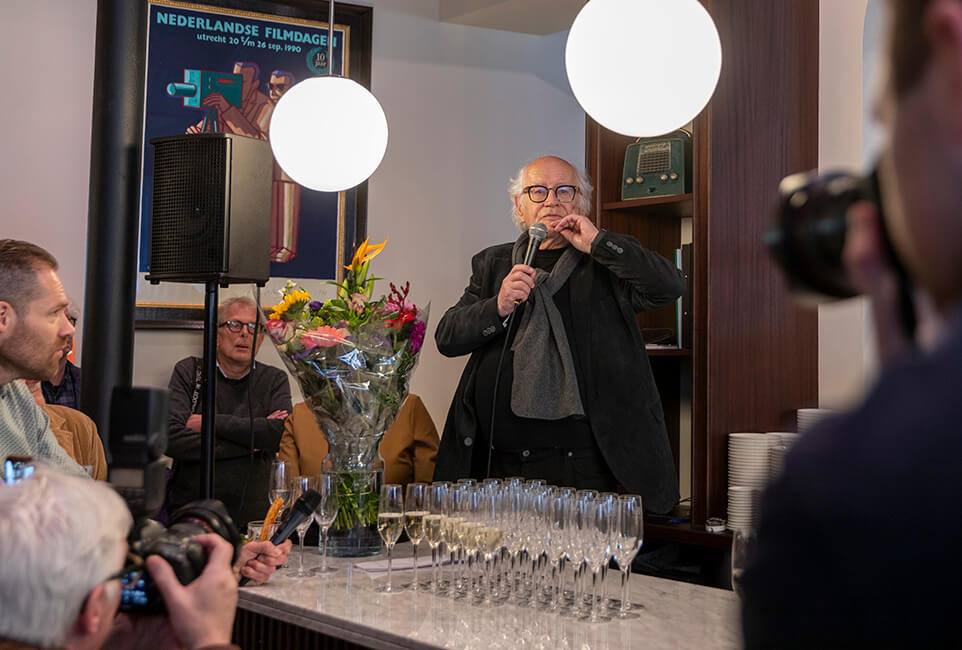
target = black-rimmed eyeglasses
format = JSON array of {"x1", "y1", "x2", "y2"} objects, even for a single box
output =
[
  {"x1": 522, "y1": 185, "x2": 578, "y2": 203},
  {"x1": 218, "y1": 320, "x2": 263, "y2": 334}
]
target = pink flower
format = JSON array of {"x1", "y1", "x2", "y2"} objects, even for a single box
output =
[
  {"x1": 385, "y1": 298, "x2": 416, "y2": 314},
  {"x1": 300, "y1": 325, "x2": 348, "y2": 349},
  {"x1": 349, "y1": 292, "x2": 367, "y2": 315},
  {"x1": 264, "y1": 319, "x2": 293, "y2": 344}
]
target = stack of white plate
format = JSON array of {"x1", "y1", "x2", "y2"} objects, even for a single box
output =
[
  {"x1": 769, "y1": 444, "x2": 789, "y2": 480},
  {"x1": 767, "y1": 431, "x2": 801, "y2": 448},
  {"x1": 728, "y1": 433, "x2": 780, "y2": 529},
  {"x1": 797, "y1": 408, "x2": 835, "y2": 433},
  {"x1": 728, "y1": 433, "x2": 771, "y2": 488},
  {"x1": 727, "y1": 486, "x2": 761, "y2": 531}
]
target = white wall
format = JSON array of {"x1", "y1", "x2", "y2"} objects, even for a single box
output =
[
  {"x1": 0, "y1": 0, "x2": 584, "y2": 431},
  {"x1": 817, "y1": 0, "x2": 873, "y2": 408},
  {"x1": 0, "y1": 0, "x2": 98, "y2": 360}
]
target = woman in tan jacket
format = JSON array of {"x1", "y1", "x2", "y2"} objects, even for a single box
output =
[{"x1": 277, "y1": 394, "x2": 440, "y2": 486}]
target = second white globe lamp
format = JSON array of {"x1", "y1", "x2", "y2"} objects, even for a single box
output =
[
  {"x1": 565, "y1": 0, "x2": 722, "y2": 138},
  {"x1": 269, "y1": 75, "x2": 388, "y2": 192}
]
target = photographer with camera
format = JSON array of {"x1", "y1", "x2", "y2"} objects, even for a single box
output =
[
  {"x1": 0, "y1": 466, "x2": 239, "y2": 650},
  {"x1": 742, "y1": 1, "x2": 962, "y2": 647}
]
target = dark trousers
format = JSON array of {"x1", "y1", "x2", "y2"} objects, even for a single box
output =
[{"x1": 489, "y1": 445, "x2": 619, "y2": 492}]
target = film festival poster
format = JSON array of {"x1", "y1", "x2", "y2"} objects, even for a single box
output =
[{"x1": 138, "y1": 0, "x2": 355, "y2": 312}]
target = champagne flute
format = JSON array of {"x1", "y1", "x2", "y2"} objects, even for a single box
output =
[
  {"x1": 425, "y1": 483, "x2": 448, "y2": 593},
  {"x1": 613, "y1": 494, "x2": 644, "y2": 617},
  {"x1": 376, "y1": 484, "x2": 404, "y2": 593},
  {"x1": 268, "y1": 458, "x2": 291, "y2": 508},
  {"x1": 443, "y1": 486, "x2": 464, "y2": 593},
  {"x1": 404, "y1": 482, "x2": 428, "y2": 591},
  {"x1": 586, "y1": 498, "x2": 613, "y2": 622},
  {"x1": 313, "y1": 474, "x2": 338, "y2": 574},
  {"x1": 291, "y1": 476, "x2": 317, "y2": 578},
  {"x1": 731, "y1": 526, "x2": 756, "y2": 598}
]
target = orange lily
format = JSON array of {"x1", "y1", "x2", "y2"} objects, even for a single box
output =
[{"x1": 345, "y1": 237, "x2": 387, "y2": 270}]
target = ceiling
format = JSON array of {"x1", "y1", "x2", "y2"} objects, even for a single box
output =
[{"x1": 439, "y1": 0, "x2": 585, "y2": 35}]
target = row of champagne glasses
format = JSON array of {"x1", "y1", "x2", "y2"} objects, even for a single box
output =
[
  {"x1": 387, "y1": 478, "x2": 644, "y2": 621},
  {"x1": 268, "y1": 459, "x2": 339, "y2": 578}
]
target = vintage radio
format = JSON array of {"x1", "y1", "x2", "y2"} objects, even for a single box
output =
[{"x1": 621, "y1": 129, "x2": 692, "y2": 200}]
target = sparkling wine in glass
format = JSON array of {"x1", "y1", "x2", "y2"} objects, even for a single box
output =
[
  {"x1": 376, "y1": 484, "x2": 404, "y2": 593},
  {"x1": 268, "y1": 459, "x2": 291, "y2": 508},
  {"x1": 404, "y1": 482, "x2": 428, "y2": 591},
  {"x1": 313, "y1": 474, "x2": 338, "y2": 574},
  {"x1": 427, "y1": 481, "x2": 450, "y2": 593}
]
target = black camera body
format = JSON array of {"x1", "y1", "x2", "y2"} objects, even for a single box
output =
[
  {"x1": 108, "y1": 387, "x2": 241, "y2": 613},
  {"x1": 120, "y1": 500, "x2": 241, "y2": 614},
  {"x1": 766, "y1": 167, "x2": 917, "y2": 338}
]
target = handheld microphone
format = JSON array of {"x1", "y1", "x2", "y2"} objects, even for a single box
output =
[
  {"x1": 522, "y1": 222, "x2": 548, "y2": 267},
  {"x1": 238, "y1": 489, "x2": 321, "y2": 586},
  {"x1": 511, "y1": 222, "x2": 549, "y2": 310}
]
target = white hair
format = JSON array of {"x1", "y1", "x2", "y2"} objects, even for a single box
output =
[
  {"x1": 0, "y1": 467, "x2": 131, "y2": 647},
  {"x1": 218, "y1": 295, "x2": 260, "y2": 324},
  {"x1": 507, "y1": 158, "x2": 594, "y2": 231}
]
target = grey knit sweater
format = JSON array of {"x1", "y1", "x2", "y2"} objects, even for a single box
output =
[{"x1": 0, "y1": 381, "x2": 86, "y2": 480}]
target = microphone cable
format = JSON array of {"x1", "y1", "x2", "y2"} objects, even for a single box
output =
[
  {"x1": 485, "y1": 301, "x2": 523, "y2": 479},
  {"x1": 484, "y1": 223, "x2": 546, "y2": 478}
]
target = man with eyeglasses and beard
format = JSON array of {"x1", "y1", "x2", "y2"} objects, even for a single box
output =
[
  {"x1": 165, "y1": 296, "x2": 292, "y2": 528},
  {"x1": 0, "y1": 239, "x2": 87, "y2": 478},
  {"x1": 433, "y1": 156, "x2": 685, "y2": 514}
]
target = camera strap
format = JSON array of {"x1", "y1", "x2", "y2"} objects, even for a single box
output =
[{"x1": 190, "y1": 357, "x2": 203, "y2": 414}]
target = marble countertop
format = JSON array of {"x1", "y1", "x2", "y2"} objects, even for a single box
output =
[{"x1": 238, "y1": 544, "x2": 741, "y2": 650}]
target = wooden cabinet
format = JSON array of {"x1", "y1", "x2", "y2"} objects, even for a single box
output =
[{"x1": 585, "y1": 0, "x2": 819, "y2": 542}]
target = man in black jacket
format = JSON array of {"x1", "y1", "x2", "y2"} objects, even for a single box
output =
[
  {"x1": 165, "y1": 296, "x2": 291, "y2": 527},
  {"x1": 433, "y1": 156, "x2": 684, "y2": 513}
]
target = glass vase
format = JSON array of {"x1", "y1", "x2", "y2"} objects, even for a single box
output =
[{"x1": 318, "y1": 424, "x2": 385, "y2": 557}]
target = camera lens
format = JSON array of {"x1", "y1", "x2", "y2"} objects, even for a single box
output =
[{"x1": 765, "y1": 170, "x2": 881, "y2": 301}]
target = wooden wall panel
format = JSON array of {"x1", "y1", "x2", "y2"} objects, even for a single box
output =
[{"x1": 698, "y1": 0, "x2": 819, "y2": 520}]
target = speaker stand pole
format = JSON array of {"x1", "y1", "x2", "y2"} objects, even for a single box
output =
[{"x1": 201, "y1": 280, "x2": 219, "y2": 500}]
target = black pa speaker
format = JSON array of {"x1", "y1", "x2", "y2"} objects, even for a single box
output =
[{"x1": 146, "y1": 133, "x2": 272, "y2": 285}]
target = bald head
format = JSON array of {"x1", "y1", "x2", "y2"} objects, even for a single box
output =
[{"x1": 508, "y1": 157, "x2": 593, "y2": 232}]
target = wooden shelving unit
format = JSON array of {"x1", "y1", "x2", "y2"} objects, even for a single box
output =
[
  {"x1": 602, "y1": 194, "x2": 693, "y2": 218},
  {"x1": 646, "y1": 348, "x2": 692, "y2": 358},
  {"x1": 585, "y1": 0, "x2": 819, "y2": 546}
]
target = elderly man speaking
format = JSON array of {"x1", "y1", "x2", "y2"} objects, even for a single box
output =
[{"x1": 433, "y1": 156, "x2": 685, "y2": 513}]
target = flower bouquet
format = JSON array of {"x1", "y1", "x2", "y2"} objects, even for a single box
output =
[{"x1": 266, "y1": 239, "x2": 428, "y2": 556}]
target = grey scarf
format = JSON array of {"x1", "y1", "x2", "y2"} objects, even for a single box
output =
[{"x1": 509, "y1": 231, "x2": 585, "y2": 420}]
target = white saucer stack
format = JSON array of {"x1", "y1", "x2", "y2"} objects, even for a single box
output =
[
  {"x1": 797, "y1": 408, "x2": 835, "y2": 433},
  {"x1": 727, "y1": 433, "x2": 772, "y2": 531},
  {"x1": 728, "y1": 433, "x2": 772, "y2": 488},
  {"x1": 727, "y1": 486, "x2": 761, "y2": 531},
  {"x1": 766, "y1": 432, "x2": 801, "y2": 480}
]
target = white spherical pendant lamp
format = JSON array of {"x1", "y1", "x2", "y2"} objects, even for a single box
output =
[
  {"x1": 269, "y1": 76, "x2": 388, "y2": 192},
  {"x1": 269, "y1": 0, "x2": 387, "y2": 192},
  {"x1": 565, "y1": 0, "x2": 722, "y2": 138}
]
